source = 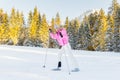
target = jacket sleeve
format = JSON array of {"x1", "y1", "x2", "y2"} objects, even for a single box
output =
[{"x1": 50, "y1": 33, "x2": 57, "y2": 39}]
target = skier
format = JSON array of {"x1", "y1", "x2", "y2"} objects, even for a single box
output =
[{"x1": 49, "y1": 25, "x2": 79, "y2": 72}]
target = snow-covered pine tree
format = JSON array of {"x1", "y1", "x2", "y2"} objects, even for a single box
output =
[
  {"x1": 27, "y1": 11, "x2": 33, "y2": 27},
  {"x1": 113, "y1": 6, "x2": 120, "y2": 52},
  {"x1": 105, "y1": 14, "x2": 114, "y2": 51},
  {"x1": 67, "y1": 18, "x2": 80, "y2": 49},
  {"x1": 88, "y1": 12, "x2": 99, "y2": 50},
  {"x1": 38, "y1": 14, "x2": 49, "y2": 47},
  {"x1": 64, "y1": 17, "x2": 69, "y2": 29},
  {"x1": 27, "y1": 7, "x2": 43, "y2": 47},
  {"x1": 92, "y1": 12, "x2": 101, "y2": 51},
  {"x1": 55, "y1": 12, "x2": 61, "y2": 26},
  {"x1": 29, "y1": 7, "x2": 39, "y2": 40},
  {"x1": 67, "y1": 20, "x2": 75, "y2": 49},
  {"x1": 88, "y1": 13, "x2": 95, "y2": 35},
  {"x1": 76, "y1": 23, "x2": 84, "y2": 50},
  {"x1": 93, "y1": 9, "x2": 107, "y2": 51},
  {"x1": 76, "y1": 15, "x2": 92, "y2": 50},
  {"x1": 0, "y1": 10, "x2": 9, "y2": 44},
  {"x1": 9, "y1": 8, "x2": 23, "y2": 45},
  {"x1": 108, "y1": 0, "x2": 119, "y2": 16},
  {"x1": 82, "y1": 16, "x2": 92, "y2": 50},
  {"x1": 17, "y1": 12, "x2": 26, "y2": 45}
]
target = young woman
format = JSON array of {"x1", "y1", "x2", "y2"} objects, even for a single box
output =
[{"x1": 49, "y1": 25, "x2": 79, "y2": 72}]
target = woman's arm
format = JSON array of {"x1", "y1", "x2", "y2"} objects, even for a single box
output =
[
  {"x1": 49, "y1": 28, "x2": 57, "y2": 39},
  {"x1": 50, "y1": 33, "x2": 57, "y2": 39}
]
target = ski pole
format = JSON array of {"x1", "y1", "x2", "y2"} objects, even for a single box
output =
[
  {"x1": 43, "y1": 30, "x2": 50, "y2": 68},
  {"x1": 43, "y1": 46, "x2": 48, "y2": 68}
]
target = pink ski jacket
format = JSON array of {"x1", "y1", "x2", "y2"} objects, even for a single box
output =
[{"x1": 50, "y1": 28, "x2": 69, "y2": 46}]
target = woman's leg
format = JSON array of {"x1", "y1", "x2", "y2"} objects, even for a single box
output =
[
  {"x1": 57, "y1": 46, "x2": 64, "y2": 69},
  {"x1": 65, "y1": 43, "x2": 80, "y2": 71}
]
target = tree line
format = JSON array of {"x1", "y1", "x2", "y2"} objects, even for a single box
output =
[{"x1": 0, "y1": 0, "x2": 119, "y2": 52}]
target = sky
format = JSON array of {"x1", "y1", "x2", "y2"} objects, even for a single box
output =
[{"x1": 0, "y1": 0, "x2": 120, "y2": 22}]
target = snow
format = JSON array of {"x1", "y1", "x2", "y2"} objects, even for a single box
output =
[
  {"x1": 0, "y1": 45, "x2": 120, "y2": 80},
  {"x1": 79, "y1": 9, "x2": 99, "y2": 21}
]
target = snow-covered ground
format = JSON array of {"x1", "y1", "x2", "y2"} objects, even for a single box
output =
[{"x1": 0, "y1": 45, "x2": 120, "y2": 80}]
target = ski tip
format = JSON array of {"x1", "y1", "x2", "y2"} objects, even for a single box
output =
[
  {"x1": 69, "y1": 72, "x2": 71, "y2": 75},
  {"x1": 71, "y1": 68, "x2": 80, "y2": 72},
  {"x1": 52, "y1": 68, "x2": 61, "y2": 71}
]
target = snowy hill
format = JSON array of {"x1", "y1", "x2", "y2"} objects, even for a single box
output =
[{"x1": 0, "y1": 45, "x2": 120, "y2": 80}]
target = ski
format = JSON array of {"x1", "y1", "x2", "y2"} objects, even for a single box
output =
[
  {"x1": 52, "y1": 68, "x2": 61, "y2": 71},
  {"x1": 71, "y1": 68, "x2": 80, "y2": 72}
]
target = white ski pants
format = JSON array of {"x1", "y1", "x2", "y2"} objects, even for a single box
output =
[{"x1": 57, "y1": 42, "x2": 79, "y2": 69}]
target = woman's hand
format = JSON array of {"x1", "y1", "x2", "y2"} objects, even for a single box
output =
[
  {"x1": 49, "y1": 28, "x2": 52, "y2": 33},
  {"x1": 49, "y1": 26, "x2": 53, "y2": 32}
]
